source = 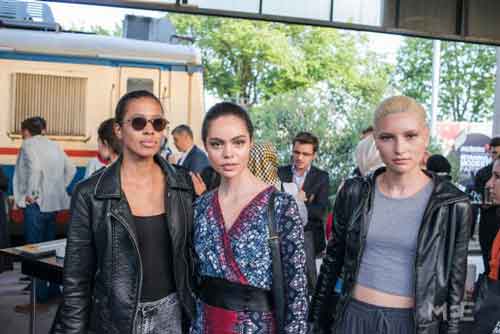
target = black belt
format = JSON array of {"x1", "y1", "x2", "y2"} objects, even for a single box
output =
[{"x1": 198, "y1": 276, "x2": 273, "y2": 312}]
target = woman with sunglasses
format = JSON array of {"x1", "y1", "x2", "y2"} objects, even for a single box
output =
[
  {"x1": 52, "y1": 90, "x2": 195, "y2": 334},
  {"x1": 310, "y1": 96, "x2": 472, "y2": 334},
  {"x1": 190, "y1": 102, "x2": 308, "y2": 334}
]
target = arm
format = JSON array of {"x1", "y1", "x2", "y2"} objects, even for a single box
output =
[
  {"x1": 278, "y1": 194, "x2": 308, "y2": 334},
  {"x1": 306, "y1": 173, "x2": 330, "y2": 223},
  {"x1": 52, "y1": 184, "x2": 96, "y2": 334},
  {"x1": 309, "y1": 180, "x2": 356, "y2": 333},
  {"x1": 63, "y1": 152, "x2": 77, "y2": 187},
  {"x1": 446, "y1": 200, "x2": 472, "y2": 334}
]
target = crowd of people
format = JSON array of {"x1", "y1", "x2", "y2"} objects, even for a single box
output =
[{"x1": 2, "y1": 91, "x2": 500, "y2": 334}]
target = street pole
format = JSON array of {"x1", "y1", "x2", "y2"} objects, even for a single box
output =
[
  {"x1": 493, "y1": 47, "x2": 500, "y2": 137},
  {"x1": 430, "y1": 40, "x2": 441, "y2": 138}
]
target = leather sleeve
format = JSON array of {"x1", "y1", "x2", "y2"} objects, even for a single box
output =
[
  {"x1": 446, "y1": 200, "x2": 472, "y2": 334},
  {"x1": 52, "y1": 184, "x2": 96, "y2": 334},
  {"x1": 308, "y1": 178, "x2": 358, "y2": 332}
]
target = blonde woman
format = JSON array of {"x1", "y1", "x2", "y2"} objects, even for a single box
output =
[{"x1": 310, "y1": 96, "x2": 472, "y2": 334}]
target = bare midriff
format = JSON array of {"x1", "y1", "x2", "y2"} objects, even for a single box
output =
[{"x1": 352, "y1": 283, "x2": 415, "y2": 308}]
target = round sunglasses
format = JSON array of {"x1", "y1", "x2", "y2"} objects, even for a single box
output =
[{"x1": 123, "y1": 117, "x2": 168, "y2": 132}]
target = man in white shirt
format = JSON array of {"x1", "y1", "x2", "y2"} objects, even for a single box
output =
[{"x1": 13, "y1": 117, "x2": 76, "y2": 309}]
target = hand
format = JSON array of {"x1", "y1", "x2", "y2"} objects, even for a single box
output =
[
  {"x1": 297, "y1": 190, "x2": 307, "y2": 203},
  {"x1": 190, "y1": 172, "x2": 207, "y2": 196}
]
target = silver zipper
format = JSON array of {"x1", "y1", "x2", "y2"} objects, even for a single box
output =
[{"x1": 110, "y1": 211, "x2": 143, "y2": 334}]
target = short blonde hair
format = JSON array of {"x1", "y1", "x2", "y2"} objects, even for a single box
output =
[{"x1": 373, "y1": 96, "x2": 427, "y2": 129}]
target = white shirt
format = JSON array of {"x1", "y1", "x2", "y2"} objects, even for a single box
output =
[
  {"x1": 177, "y1": 145, "x2": 194, "y2": 166},
  {"x1": 292, "y1": 165, "x2": 311, "y2": 190},
  {"x1": 13, "y1": 135, "x2": 76, "y2": 212}
]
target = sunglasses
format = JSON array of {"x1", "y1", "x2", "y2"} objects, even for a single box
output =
[{"x1": 123, "y1": 117, "x2": 168, "y2": 132}]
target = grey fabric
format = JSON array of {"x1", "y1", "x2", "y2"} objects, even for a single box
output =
[
  {"x1": 336, "y1": 299, "x2": 414, "y2": 334},
  {"x1": 357, "y1": 181, "x2": 433, "y2": 297},
  {"x1": 135, "y1": 293, "x2": 182, "y2": 334}
]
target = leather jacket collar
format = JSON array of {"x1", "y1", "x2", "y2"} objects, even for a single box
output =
[{"x1": 94, "y1": 154, "x2": 191, "y2": 200}]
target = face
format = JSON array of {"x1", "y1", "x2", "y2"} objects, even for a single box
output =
[
  {"x1": 172, "y1": 132, "x2": 191, "y2": 152},
  {"x1": 374, "y1": 111, "x2": 429, "y2": 175},
  {"x1": 486, "y1": 161, "x2": 500, "y2": 204},
  {"x1": 115, "y1": 97, "x2": 166, "y2": 160},
  {"x1": 204, "y1": 115, "x2": 252, "y2": 180},
  {"x1": 490, "y1": 145, "x2": 500, "y2": 160},
  {"x1": 21, "y1": 129, "x2": 32, "y2": 140},
  {"x1": 292, "y1": 142, "x2": 316, "y2": 172}
]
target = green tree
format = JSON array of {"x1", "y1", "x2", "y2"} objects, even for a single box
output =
[
  {"x1": 393, "y1": 38, "x2": 496, "y2": 122},
  {"x1": 170, "y1": 14, "x2": 388, "y2": 108}
]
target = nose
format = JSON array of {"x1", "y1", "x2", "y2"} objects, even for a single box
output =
[
  {"x1": 143, "y1": 121, "x2": 155, "y2": 134},
  {"x1": 394, "y1": 137, "x2": 407, "y2": 155},
  {"x1": 486, "y1": 176, "x2": 494, "y2": 190},
  {"x1": 222, "y1": 143, "x2": 233, "y2": 158}
]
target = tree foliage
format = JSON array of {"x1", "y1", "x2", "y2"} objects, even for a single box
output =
[{"x1": 393, "y1": 38, "x2": 496, "y2": 122}]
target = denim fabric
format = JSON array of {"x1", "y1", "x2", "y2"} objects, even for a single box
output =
[
  {"x1": 23, "y1": 203, "x2": 60, "y2": 302},
  {"x1": 135, "y1": 293, "x2": 182, "y2": 334}
]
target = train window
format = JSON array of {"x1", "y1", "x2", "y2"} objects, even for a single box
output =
[
  {"x1": 11, "y1": 73, "x2": 87, "y2": 137},
  {"x1": 127, "y1": 78, "x2": 154, "y2": 93}
]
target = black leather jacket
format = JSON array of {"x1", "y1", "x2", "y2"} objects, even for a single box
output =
[
  {"x1": 309, "y1": 169, "x2": 472, "y2": 334},
  {"x1": 52, "y1": 155, "x2": 196, "y2": 334}
]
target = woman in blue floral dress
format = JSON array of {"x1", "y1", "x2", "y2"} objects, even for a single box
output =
[{"x1": 190, "y1": 102, "x2": 308, "y2": 334}]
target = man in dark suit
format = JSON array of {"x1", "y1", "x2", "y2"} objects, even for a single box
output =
[
  {"x1": 475, "y1": 136, "x2": 500, "y2": 274},
  {"x1": 171, "y1": 124, "x2": 210, "y2": 174},
  {"x1": 278, "y1": 131, "x2": 330, "y2": 292}
]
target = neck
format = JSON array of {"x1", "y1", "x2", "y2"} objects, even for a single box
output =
[
  {"x1": 121, "y1": 153, "x2": 156, "y2": 178},
  {"x1": 378, "y1": 167, "x2": 429, "y2": 197},
  {"x1": 183, "y1": 144, "x2": 194, "y2": 153},
  {"x1": 294, "y1": 165, "x2": 308, "y2": 176},
  {"x1": 219, "y1": 168, "x2": 258, "y2": 197}
]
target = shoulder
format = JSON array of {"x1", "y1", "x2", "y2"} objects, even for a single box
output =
[
  {"x1": 73, "y1": 170, "x2": 105, "y2": 200},
  {"x1": 311, "y1": 166, "x2": 329, "y2": 179},
  {"x1": 194, "y1": 189, "x2": 216, "y2": 212},
  {"x1": 433, "y1": 176, "x2": 470, "y2": 205}
]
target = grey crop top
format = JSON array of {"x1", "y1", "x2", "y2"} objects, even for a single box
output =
[{"x1": 356, "y1": 181, "x2": 433, "y2": 297}]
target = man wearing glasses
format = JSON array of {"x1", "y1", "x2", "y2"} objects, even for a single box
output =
[{"x1": 278, "y1": 131, "x2": 330, "y2": 293}]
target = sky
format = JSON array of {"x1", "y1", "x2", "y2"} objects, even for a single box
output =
[{"x1": 47, "y1": 1, "x2": 403, "y2": 64}]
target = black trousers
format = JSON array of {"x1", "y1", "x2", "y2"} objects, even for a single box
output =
[
  {"x1": 336, "y1": 299, "x2": 414, "y2": 334},
  {"x1": 304, "y1": 230, "x2": 318, "y2": 296}
]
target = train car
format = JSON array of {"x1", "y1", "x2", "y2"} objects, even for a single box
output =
[
  {"x1": 0, "y1": 20, "x2": 204, "y2": 237},
  {"x1": 0, "y1": 25, "x2": 204, "y2": 192}
]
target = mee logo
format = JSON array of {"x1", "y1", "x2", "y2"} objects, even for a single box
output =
[{"x1": 492, "y1": 321, "x2": 500, "y2": 334}]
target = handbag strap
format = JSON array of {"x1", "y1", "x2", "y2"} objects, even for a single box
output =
[{"x1": 267, "y1": 191, "x2": 286, "y2": 332}]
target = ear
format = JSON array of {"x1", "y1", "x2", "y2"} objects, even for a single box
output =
[{"x1": 114, "y1": 123, "x2": 122, "y2": 140}]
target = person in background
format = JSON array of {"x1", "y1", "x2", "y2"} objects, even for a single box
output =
[
  {"x1": 360, "y1": 126, "x2": 374, "y2": 140},
  {"x1": 354, "y1": 135, "x2": 385, "y2": 177},
  {"x1": 52, "y1": 90, "x2": 195, "y2": 334},
  {"x1": 13, "y1": 116, "x2": 76, "y2": 312},
  {"x1": 310, "y1": 96, "x2": 472, "y2": 334},
  {"x1": 485, "y1": 157, "x2": 500, "y2": 280},
  {"x1": 475, "y1": 137, "x2": 500, "y2": 274},
  {"x1": 426, "y1": 154, "x2": 452, "y2": 180},
  {"x1": 0, "y1": 166, "x2": 11, "y2": 273},
  {"x1": 278, "y1": 131, "x2": 330, "y2": 293},
  {"x1": 248, "y1": 142, "x2": 308, "y2": 224},
  {"x1": 191, "y1": 102, "x2": 308, "y2": 334},
  {"x1": 84, "y1": 118, "x2": 121, "y2": 178},
  {"x1": 172, "y1": 124, "x2": 210, "y2": 173}
]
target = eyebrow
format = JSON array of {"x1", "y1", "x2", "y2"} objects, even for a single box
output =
[{"x1": 208, "y1": 135, "x2": 247, "y2": 142}]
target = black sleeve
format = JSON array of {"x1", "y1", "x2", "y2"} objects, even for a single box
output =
[{"x1": 307, "y1": 172, "x2": 330, "y2": 223}]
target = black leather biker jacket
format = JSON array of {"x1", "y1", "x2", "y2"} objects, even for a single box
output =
[
  {"x1": 309, "y1": 168, "x2": 472, "y2": 334},
  {"x1": 52, "y1": 155, "x2": 196, "y2": 334}
]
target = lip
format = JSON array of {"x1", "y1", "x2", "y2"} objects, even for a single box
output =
[
  {"x1": 220, "y1": 163, "x2": 238, "y2": 171},
  {"x1": 140, "y1": 140, "x2": 156, "y2": 148},
  {"x1": 393, "y1": 158, "x2": 410, "y2": 165}
]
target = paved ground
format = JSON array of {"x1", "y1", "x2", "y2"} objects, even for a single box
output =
[{"x1": 0, "y1": 262, "x2": 58, "y2": 334}]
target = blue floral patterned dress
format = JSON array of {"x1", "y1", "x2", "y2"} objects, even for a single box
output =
[{"x1": 191, "y1": 186, "x2": 308, "y2": 334}]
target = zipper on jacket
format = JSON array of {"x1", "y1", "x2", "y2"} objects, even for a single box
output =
[{"x1": 110, "y1": 211, "x2": 143, "y2": 334}]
